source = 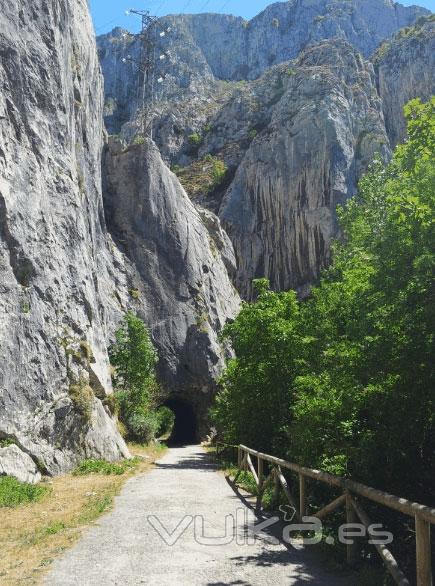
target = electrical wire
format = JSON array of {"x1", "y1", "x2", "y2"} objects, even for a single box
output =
[
  {"x1": 200, "y1": 0, "x2": 212, "y2": 11},
  {"x1": 155, "y1": 0, "x2": 167, "y2": 15},
  {"x1": 219, "y1": 0, "x2": 231, "y2": 11},
  {"x1": 95, "y1": 17, "x2": 119, "y2": 33}
]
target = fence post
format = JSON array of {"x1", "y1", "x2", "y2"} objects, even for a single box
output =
[
  {"x1": 299, "y1": 474, "x2": 306, "y2": 519},
  {"x1": 415, "y1": 514, "x2": 432, "y2": 586},
  {"x1": 273, "y1": 468, "x2": 280, "y2": 507},
  {"x1": 346, "y1": 492, "x2": 357, "y2": 566},
  {"x1": 256, "y1": 457, "x2": 264, "y2": 511}
]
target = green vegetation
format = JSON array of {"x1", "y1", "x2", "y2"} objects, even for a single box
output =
[
  {"x1": 73, "y1": 457, "x2": 141, "y2": 476},
  {"x1": 173, "y1": 155, "x2": 229, "y2": 198},
  {"x1": 128, "y1": 288, "x2": 141, "y2": 300},
  {"x1": 110, "y1": 312, "x2": 162, "y2": 443},
  {"x1": 155, "y1": 406, "x2": 176, "y2": 438},
  {"x1": 0, "y1": 477, "x2": 48, "y2": 508},
  {"x1": 188, "y1": 132, "x2": 203, "y2": 147},
  {"x1": 211, "y1": 158, "x2": 227, "y2": 187},
  {"x1": 132, "y1": 135, "x2": 145, "y2": 146},
  {"x1": 0, "y1": 438, "x2": 16, "y2": 448},
  {"x1": 68, "y1": 378, "x2": 94, "y2": 423},
  {"x1": 212, "y1": 98, "x2": 435, "y2": 505}
]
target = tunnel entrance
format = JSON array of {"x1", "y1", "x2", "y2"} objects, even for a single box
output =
[{"x1": 163, "y1": 398, "x2": 198, "y2": 446}]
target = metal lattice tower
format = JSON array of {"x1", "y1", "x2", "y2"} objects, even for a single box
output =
[{"x1": 125, "y1": 8, "x2": 172, "y2": 139}]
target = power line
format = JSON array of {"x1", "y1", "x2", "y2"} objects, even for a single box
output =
[
  {"x1": 95, "y1": 17, "x2": 119, "y2": 33},
  {"x1": 200, "y1": 0, "x2": 212, "y2": 11}
]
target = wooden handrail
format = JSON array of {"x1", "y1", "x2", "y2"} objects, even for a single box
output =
[
  {"x1": 234, "y1": 444, "x2": 434, "y2": 586},
  {"x1": 239, "y1": 445, "x2": 435, "y2": 525}
]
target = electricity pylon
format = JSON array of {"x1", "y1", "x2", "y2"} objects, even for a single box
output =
[{"x1": 125, "y1": 8, "x2": 172, "y2": 141}]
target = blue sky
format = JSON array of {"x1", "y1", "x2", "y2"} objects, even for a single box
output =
[{"x1": 90, "y1": 0, "x2": 435, "y2": 35}]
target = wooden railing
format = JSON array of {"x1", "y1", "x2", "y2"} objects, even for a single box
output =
[{"x1": 231, "y1": 444, "x2": 435, "y2": 586}]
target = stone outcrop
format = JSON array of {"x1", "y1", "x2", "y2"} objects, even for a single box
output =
[
  {"x1": 0, "y1": 0, "x2": 239, "y2": 476},
  {"x1": 0, "y1": 444, "x2": 41, "y2": 484},
  {"x1": 103, "y1": 138, "x2": 240, "y2": 429},
  {"x1": 374, "y1": 15, "x2": 435, "y2": 147}
]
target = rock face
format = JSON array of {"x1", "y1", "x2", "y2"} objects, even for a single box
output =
[
  {"x1": 218, "y1": 41, "x2": 390, "y2": 297},
  {"x1": 103, "y1": 138, "x2": 240, "y2": 430},
  {"x1": 0, "y1": 444, "x2": 41, "y2": 484},
  {"x1": 97, "y1": 0, "x2": 429, "y2": 135},
  {"x1": 374, "y1": 15, "x2": 435, "y2": 147},
  {"x1": 0, "y1": 0, "x2": 241, "y2": 474},
  {"x1": 0, "y1": 0, "x2": 131, "y2": 474}
]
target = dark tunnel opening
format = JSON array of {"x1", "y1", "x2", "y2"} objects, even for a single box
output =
[{"x1": 163, "y1": 398, "x2": 198, "y2": 446}]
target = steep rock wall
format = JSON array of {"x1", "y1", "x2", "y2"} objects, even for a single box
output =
[
  {"x1": 0, "y1": 0, "x2": 130, "y2": 473},
  {"x1": 218, "y1": 41, "x2": 390, "y2": 297},
  {"x1": 374, "y1": 15, "x2": 435, "y2": 147},
  {"x1": 103, "y1": 139, "x2": 240, "y2": 431}
]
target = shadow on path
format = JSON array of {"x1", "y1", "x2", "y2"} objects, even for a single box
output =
[
  {"x1": 219, "y1": 475, "x2": 351, "y2": 585},
  {"x1": 155, "y1": 446, "x2": 217, "y2": 472}
]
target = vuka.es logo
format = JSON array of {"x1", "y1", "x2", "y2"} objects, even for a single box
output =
[{"x1": 147, "y1": 508, "x2": 393, "y2": 547}]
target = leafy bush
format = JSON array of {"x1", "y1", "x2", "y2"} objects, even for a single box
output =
[
  {"x1": 73, "y1": 458, "x2": 140, "y2": 476},
  {"x1": 211, "y1": 159, "x2": 228, "y2": 188},
  {"x1": 110, "y1": 312, "x2": 161, "y2": 443},
  {"x1": 132, "y1": 135, "x2": 145, "y2": 146},
  {"x1": 0, "y1": 477, "x2": 48, "y2": 508},
  {"x1": 155, "y1": 406, "x2": 176, "y2": 438},
  {"x1": 212, "y1": 98, "x2": 435, "y2": 504},
  {"x1": 188, "y1": 132, "x2": 202, "y2": 147},
  {"x1": 123, "y1": 410, "x2": 160, "y2": 444},
  {"x1": 69, "y1": 378, "x2": 94, "y2": 422}
]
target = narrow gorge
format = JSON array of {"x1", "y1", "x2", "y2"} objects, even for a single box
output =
[{"x1": 0, "y1": 0, "x2": 434, "y2": 479}]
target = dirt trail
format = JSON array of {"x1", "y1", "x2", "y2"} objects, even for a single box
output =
[{"x1": 45, "y1": 445, "x2": 348, "y2": 585}]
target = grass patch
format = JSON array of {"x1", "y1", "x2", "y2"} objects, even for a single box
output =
[
  {"x1": 0, "y1": 439, "x2": 16, "y2": 448},
  {"x1": 73, "y1": 457, "x2": 141, "y2": 476},
  {"x1": 0, "y1": 477, "x2": 48, "y2": 508},
  {"x1": 0, "y1": 443, "x2": 165, "y2": 584}
]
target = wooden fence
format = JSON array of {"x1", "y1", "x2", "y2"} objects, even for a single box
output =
[{"x1": 227, "y1": 444, "x2": 435, "y2": 586}]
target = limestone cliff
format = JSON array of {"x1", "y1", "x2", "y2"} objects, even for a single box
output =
[
  {"x1": 103, "y1": 139, "x2": 240, "y2": 429},
  {"x1": 97, "y1": 0, "x2": 429, "y2": 135},
  {"x1": 374, "y1": 15, "x2": 435, "y2": 147},
  {"x1": 0, "y1": 0, "x2": 130, "y2": 474},
  {"x1": 217, "y1": 41, "x2": 390, "y2": 297},
  {"x1": 0, "y1": 0, "x2": 240, "y2": 476}
]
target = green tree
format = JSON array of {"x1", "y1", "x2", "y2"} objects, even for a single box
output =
[
  {"x1": 110, "y1": 313, "x2": 161, "y2": 443},
  {"x1": 211, "y1": 279, "x2": 304, "y2": 454}
]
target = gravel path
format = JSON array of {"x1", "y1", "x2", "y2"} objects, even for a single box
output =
[{"x1": 45, "y1": 445, "x2": 348, "y2": 585}]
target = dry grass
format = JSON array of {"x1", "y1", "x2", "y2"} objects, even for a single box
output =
[{"x1": 0, "y1": 443, "x2": 165, "y2": 585}]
